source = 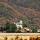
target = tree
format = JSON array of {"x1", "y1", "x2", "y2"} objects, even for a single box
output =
[
  {"x1": 9, "y1": 23, "x2": 17, "y2": 33},
  {"x1": 21, "y1": 16, "x2": 32, "y2": 28},
  {"x1": 21, "y1": 16, "x2": 38, "y2": 33},
  {"x1": 3, "y1": 22, "x2": 10, "y2": 32},
  {"x1": 4, "y1": 22, "x2": 17, "y2": 33},
  {"x1": 31, "y1": 25, "x2": 38, "y2": 33}
]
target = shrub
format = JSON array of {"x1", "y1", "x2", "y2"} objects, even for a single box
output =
[{"x1": 4, "y1": 22, "x2": 17, "y2": 33}]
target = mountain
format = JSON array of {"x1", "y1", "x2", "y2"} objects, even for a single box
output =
[
  {"x1": 0, "y1": 0, "x2": 40, "y2": 28},
  {"x1": 11, "y1": 0, "x2": 40, "y2": 9}
]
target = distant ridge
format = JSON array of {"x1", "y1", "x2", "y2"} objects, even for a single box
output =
[{"x1": 0, "y1": 0, "x2": 40, "y2": 28}]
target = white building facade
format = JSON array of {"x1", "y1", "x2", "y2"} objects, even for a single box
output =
[{"x1": 14, "y1": 20, "x2": 23, "y2": 29}]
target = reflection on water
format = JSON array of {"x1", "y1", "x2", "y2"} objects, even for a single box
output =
[{"x1": 0, "y1": 35, "x2": 40, "y2": 40}]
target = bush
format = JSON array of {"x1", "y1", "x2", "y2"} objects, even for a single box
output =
[
  {"x1": 21, "y1": 16, "x2": 38, "y2": 33},
  {"x1": 4, "y1": 22, "x2": 17, "y2": 33}
]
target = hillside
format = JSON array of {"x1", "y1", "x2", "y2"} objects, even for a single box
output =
[
  {"x1": 11, "y1": 0, "x2": 40, "y2": 28},
  {"x1": 11, "y1": 0, "x2": 40, "y2": 9},
  {"x1": 0, "y1": 0, "x2": 40, "y2": 32},
  {"x1": 0, "y1": 0, "x2": 40, "y2": 26}
]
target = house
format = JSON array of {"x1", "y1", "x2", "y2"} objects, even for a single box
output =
[
  {"x1": 37, "y1": 29, "x2": 40, "y2": 33},
  {"x1": 14, "y1": 20, "x2": 23, "y2": 29}
]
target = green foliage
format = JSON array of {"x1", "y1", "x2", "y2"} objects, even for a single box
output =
[
  {"x1": 21, "y1": 16, "x2": 31, "y2": 28},
  {"x1": 5, "y1": 22, "x2": 10, "y2": 30},
  {"x1": 9, "y1": 23, "x2": 17, "y2": 32},
  {"x1": 21, "y1": 16, "x2": 38, "y2": 33},
  {"x1": 31, "y1": 25, "x2": 38, "y2": 33},
  {"x1": 4, "y1": 22, "x2": 17, "y2": 33}
]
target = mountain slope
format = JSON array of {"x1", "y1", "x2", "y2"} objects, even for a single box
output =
[{"x1": 0, "y1": 0, "x2": 40, "y2": 28}]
